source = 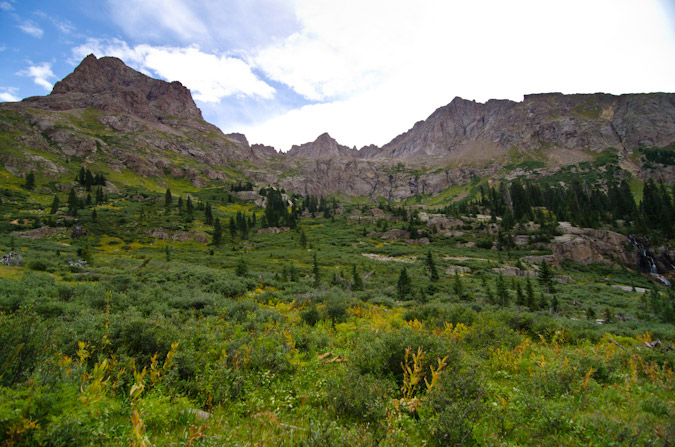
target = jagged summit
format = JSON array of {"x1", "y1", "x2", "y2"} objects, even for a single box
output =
[
  {"x1": 373, "y1": 92, "x2": 675, "y2": 160},
  {"x1": 26, "y1": 54, "x2": 203, "y2": 122},
  {"x1": 287, "y1": 132, "x2": 356, "y2": 158}
]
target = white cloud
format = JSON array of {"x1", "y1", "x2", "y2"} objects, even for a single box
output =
[
  {"x1": 0, "y1": 1, "x2": 13, "y2": 11},
  {"x1": 19, "y1": 62, "x2": 55, "y2": 91},
  {"x1": 106, "y1": 0, "x2": 210, "y2": 44},
  {"x1": 0, "y1": 88, "x2": 20, "y2": 102},
  {"x1": 18, "y1": 19, "x2": 43, "y2": 38},
  {"x1": 104, "y1": 0, "x2": 300, "y2": 50},
  {"x1": 72, "y1": 38, "x2": 275, "y2": 102},
  {"x1": 35, "y1": 11, "x2": 75, "y2": 34},
  {"x1": 243, "y1": 0, "x2": 675, "y2": 150}
]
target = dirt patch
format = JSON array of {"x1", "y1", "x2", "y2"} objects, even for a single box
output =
[
  {"x1": 362, "y1": 253, "x2": 417, "y2": 263},
  {"x1": 12, "y1": 226, "x2": 67, "y2": 239}
]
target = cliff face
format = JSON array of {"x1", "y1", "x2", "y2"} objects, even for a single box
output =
[
  {"x1": 0, "y1": 54, "x2": 254, "y2": 186},
  {"x1": 369, "y1": 93, "x2": 675, "y2": 161},
  {"x1": 287, "y1": 133, "x2": 356, "y2": 158},
  {"x1": 0, "y1": 54, "x2": 673, "y2": 197},
  {"x1": 29, "y1": 54, "x2": 203, "y2": 122}
]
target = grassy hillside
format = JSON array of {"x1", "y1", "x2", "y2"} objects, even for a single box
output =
[{"x1": 0, "y1": 173, "x2": 674, "y2": 446}]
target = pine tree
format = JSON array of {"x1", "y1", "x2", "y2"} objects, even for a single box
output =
[
  {"x1": 229, "y1": 218, "x2": 237, "y2": 238},
  {"x1": 204, "y1": 203, "x2": 213, "y2": 225},
  {"x1": 165, "y1": 245, "x2": 171, "y2": 262},
  {"x1": 516, "y1": 281, "x2": 525, "y2": 306},
  {"x1": 351, "y1": 265, "x2": 364, "y2": 291},
  {"x1": 236, "y1": 256, "x2": 248, "y2": 277},
  {"x1": 539, "y1": 260, "x2": 555, "y2": 293},
  {"x1": 300, "y1": 230, "x2": 308, "y2": 249},
  {"x1": 24, "y1": 171, "x2": 35, "y2": 190},
  {"x1": 496, "y1": 273, "x2": 510, "y2": 306},
  {"x1": 186, "y1": 196, "x2": 194, "y2": 221},
  {"x1": 426, "y1": 250, "x2": 439, "y2": 282},
  {"x1": 96, "y1": 187, "x2": 104, "y2": 205},
  {"x1": 84, "y1": 170, "x2": 94, "y2": 191},
  {"x1": 165, "y1": 189, "x2": 172, "y2": 209},
  {"x1": 551, "y1": 295, "x2": 559, "y2": 313},
  {"x1": 397, "y1": 267, "x2": 412, "y2": 300},
  {"x1": 526, "y1": 277, "x2": 536, "y2": 310},
  {"x1": 50, "y1": 195, "x2": 59, "y2": 214},
  {"x1": 177, "y1": 197, "x2": 183, "y2": 215},
  {"x1": 212, "y1": 218, "x2": 222, "y2": 247},
  {"x1": 91, "y1": 209, "x2": 97, "y2": 222},
  {"x1": 67, "y1": 188, "x2": 78, "y2": 216},
  {"x1": 454, "y1": 271, "x2": 465, "y2": 300}
]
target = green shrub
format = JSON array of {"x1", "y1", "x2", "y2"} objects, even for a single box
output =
[
  {"x1": 326, "y1": 368, "x2": 394, "y2": 424},
  {"x1": 420, "y1": 366, "x2": 485, "y2": 447}
]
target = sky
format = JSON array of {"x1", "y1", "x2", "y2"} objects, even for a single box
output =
[{"x1": 1, "y1": 0, "x2": 674, "y2": 151}]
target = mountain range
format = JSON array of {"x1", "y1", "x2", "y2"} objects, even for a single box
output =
[{"x1": 1, "y1": 54, "x2": 674, "y2": 199}]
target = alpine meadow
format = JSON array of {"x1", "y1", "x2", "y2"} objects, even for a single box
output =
[{"x1": 0, "y1": 52, "x2": 674, "y2": 447}]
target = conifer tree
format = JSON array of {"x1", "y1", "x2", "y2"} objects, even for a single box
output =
[
  {"x1": 204, "y1": 203, "x2": 213, "y2": 225},
  {"x1": 397, "y1": 267, "x2": 412, "y2": 300},
  {"x1": 186, "y1": 196, "x2": 194, "y2": 221},
  {"x1": 67, "y1": 188, "x2": 78, "y2": 216},
  {"x1": 300, "y1": 230, "x2": 308, "y2": 249},
  {"x1": 50, "y1": 195, "x2": 59, "y2": 214},
  {"x1": 165, "y1": 189, "x2": 172, "y2": 209},
  {"x1": 351, "y1": 265, "x2": 363, "y2": 291},
  {"x1": 426, "y1": 250, "x2": 439, "y2": 282},
  {"x1": 212, "y1": 218, "x2": 222, "y2": 247},
  {"x1": 496, "y1": 273, "x2": 509, "y2": 306},
  {"x1": 229, "y1": 217, "x2": 237, "y2": 238},
  {"x1": 526, "y1": 277, "x2": 536, "y2": 310},
  {"x1": 24, "y1": 171, "x2": 35, "y2": 190},
  {"x1": 454, "y1": 271, "x2": 465, "y2": 300},
  {"x1": 516, "y1": 281, "x2": 525, "y2": 306},
  {"x1": 539, "y1": 260, "x2": 555, "y2": 293},
  {"x1": 236, "y1": 256, "x2": 248, "y2": 276}
]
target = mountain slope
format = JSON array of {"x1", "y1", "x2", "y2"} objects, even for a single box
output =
[
  {"x1": 369, "y1": 93, "x2": 675, "y2": 161},
  {"x1": 0, "y1": 54, "x2": 254, "y2": 188},
  {"x1": 0, "y1": 54, "x2": 674, "y2": 199}
]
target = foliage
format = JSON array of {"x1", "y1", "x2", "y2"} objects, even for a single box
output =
[{"x1": 0, "y1": 171, "x2": 673, "y2": 446}]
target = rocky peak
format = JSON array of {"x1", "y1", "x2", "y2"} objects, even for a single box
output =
[
  {"x1": 252, "y1": 143, "x2": 278, "y2": 155},
  {"x1": 287, "y1": 132, "x2": 355, "y2": 158},
  {"x1": 33, "y1": 54, "x2": 203, "y2": 121},
  {"x1": 371, "y1": 92, "x2": 675, "y2": 161}
]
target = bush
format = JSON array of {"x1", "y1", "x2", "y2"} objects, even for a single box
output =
[
  {"x1": 28, "y1": 260, "x2": 48, "y2": 271},
  {"x1": 301, "y1": 304, "x2": 321, "y2": 326},
  {"x1": 420, "y1": 366, "x2": 485, "y2": 447},
  {"x1": 326, "y1": 368, "x2": 394, "y2": 424},
  {"x1": 353, "y1": 328, "x2": 457, "y2": 386}
]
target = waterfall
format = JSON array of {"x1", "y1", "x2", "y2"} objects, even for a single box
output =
[{"x1": 628, "y1": 234, "x2": 671, "y2": 286}]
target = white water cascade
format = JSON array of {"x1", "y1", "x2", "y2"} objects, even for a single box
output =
[{"x1": 628, "y1": 235, "x2": 671, "y2": 286}]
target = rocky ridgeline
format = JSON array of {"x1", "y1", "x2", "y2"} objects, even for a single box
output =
[
  {"x1": 371, "y1": 93, "x2": 675, "y2": 160},
  {"x1": 33, "y1": 54, "x2": 203, "y2": 121},
  {"x1": 0, "y1": 54, "x2": 674, "y2": 196}
]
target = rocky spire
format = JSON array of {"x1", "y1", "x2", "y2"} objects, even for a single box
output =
[{"x1": 45, "y1": 54, "x2": 203, "y2": 121}]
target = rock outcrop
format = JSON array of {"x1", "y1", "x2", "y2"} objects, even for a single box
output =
[
  {"x1": 30, "y1": 54, "x2": 203, "y2": 122},
  {"x1": 370, "y1": 93, "x2": 675, "y2": 161},
  {"x1": 1, "y1": 54, "x2": 674, "y2": 200},
  {"x1": 287, "y1": 132, "x2": 356, "y2": 158},
  {"x1": 550, "y1": 223, "x2": 638, "y2": 266}
]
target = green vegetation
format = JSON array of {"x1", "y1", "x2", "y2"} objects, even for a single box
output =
[{"x1": 0, "y1": 168, "x2": 674, "y2": 446}]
